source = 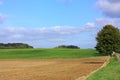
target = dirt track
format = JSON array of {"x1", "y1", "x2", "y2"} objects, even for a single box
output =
[{"x1": 0, "y1": 57, "x2": 108, "y2": 80}]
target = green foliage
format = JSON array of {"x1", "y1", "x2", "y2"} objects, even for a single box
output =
[
  {"x1": 87, "y1": 57, "x2": 120, "y2": 80},
  {"x1": 55, "y1": 45, "x2": 80, "y2": 49},
  {"x1": 0, "y1": 48, "x2": 100, "y2": 59},
  {"x1": 95, "y1": 25, "x2": 120, "y2": 55},
  {"x1": 0, "y1": 43, "x2": 33, "y2": 49}
]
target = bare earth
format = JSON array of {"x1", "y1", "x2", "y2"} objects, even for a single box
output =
[{"x1": 0, "y1": 57, "x2": 108, "y2": 80}]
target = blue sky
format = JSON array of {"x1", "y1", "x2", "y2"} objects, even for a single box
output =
[
  {"x1": 1, "y1": 0, "x2": 101, "y2": 27},
  {"x1": 0, "y1": 0, "x2": 120, "y2": 48}
]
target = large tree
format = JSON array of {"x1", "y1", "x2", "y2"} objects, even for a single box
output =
[{"x1": 95, "y1": 25, "x2": 120, "y2": 55}]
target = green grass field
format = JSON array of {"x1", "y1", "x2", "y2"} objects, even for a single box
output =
[
  {"x1": 0, "y1": 48, "x2": 101, "y2": 59},
  {"x1": 87, "y1": 57, "x2": 120, "y2": 80}
]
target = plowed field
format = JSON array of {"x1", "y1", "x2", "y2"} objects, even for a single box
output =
[{"x1": 0, "y1": 57, "x2": 108, "y2": 80}]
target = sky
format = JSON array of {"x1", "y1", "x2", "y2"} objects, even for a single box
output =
[{"x1": 0, "y1": 0, "x2": 120, "y2": 48}]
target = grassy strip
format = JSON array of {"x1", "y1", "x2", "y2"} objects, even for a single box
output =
[
  {"x1": 0, "y1": 48, "x2": 101, "y2": 59},
  {"x1": 87, "y1": 57, "x2": 120, "y2": 80}
]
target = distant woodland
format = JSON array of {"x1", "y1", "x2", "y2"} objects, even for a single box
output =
[
  {"x1": 55, "y1": 45, "x2": 80, "y2": 49},
  {"x1": 0, "y1": 43, "x2": 33, "y2": 49}
]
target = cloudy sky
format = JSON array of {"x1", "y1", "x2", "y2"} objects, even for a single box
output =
[{"x1": 0, "y1": 0, "x2": 120, "y2": 48}]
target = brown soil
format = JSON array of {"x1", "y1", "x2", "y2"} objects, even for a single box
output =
[{"x1": 0, "y1": 57, "x2": 109, "y2": 80}]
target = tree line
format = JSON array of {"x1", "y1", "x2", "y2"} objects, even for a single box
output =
[
  {"x1": 55, "y1": 45, "x2": 80, "y2": 49},
  {"x1": 0, "y1": 43, "x2": 33, "y2": 49}
]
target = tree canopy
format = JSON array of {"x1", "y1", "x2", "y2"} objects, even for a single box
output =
[{"x1": 95, "y1": 25, "x2": 120, "y2": 55}]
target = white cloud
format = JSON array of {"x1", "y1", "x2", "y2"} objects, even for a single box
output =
[
  {"x1": 109, "y1": 0, "x2": 120, "y2": 3},
  {"x1": 0, "y1": 24, "x2": 97, "y2": 43},
  {"x1": 48, "y1": 38, "x2": 65, "y2": 42},
  {"x1": 95, "y1": 18, "x2": 120, "y2": 27},
  {"x1": 84, "y1": 18, "x2": 120, "y2": 33},
  {"x1": 1, "y1": 17, "x2": 120, "y2": 42},
  {"x1": 0, "y1": 18, "x2": 120, "y2": 48},
  {"x1": 0, "y1": 14, "x2": 6, "y2": 24},
  {"x1": 96, "y1": 0, "x2": 120, "y2": 17},
  {"x1": 0, "y1": 26, "x2": 77, "y2": 42}
]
